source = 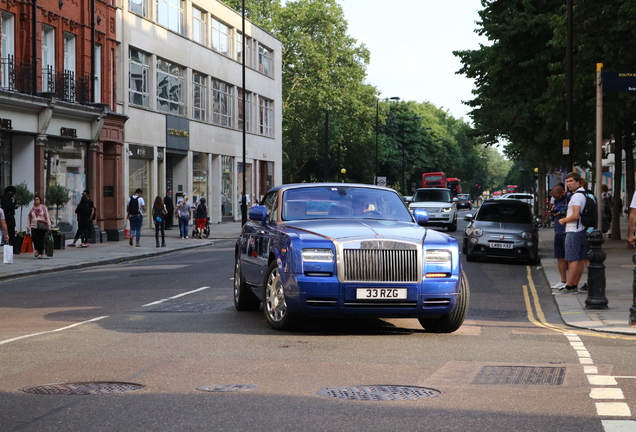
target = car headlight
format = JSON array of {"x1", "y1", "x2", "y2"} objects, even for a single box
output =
[
  {"x1": 441, "y1": 207, "x2": 452, "y2": 213},
  {"x1": 469, "y1": 228, "x2": 483, "y2": 237},
  {"x1": 302, "y1": 248, "x2": 334, "y2": 262},
  {"x1": 426, "y1": 250, "x2": 451, "y2": 263},
  {"x1": 521, "y1": 231, "x2": 532, "y2": 240}
]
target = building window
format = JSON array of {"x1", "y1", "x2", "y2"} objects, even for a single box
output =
[
  {"x1": 157, "y1": 0, "x2": 183, "y2": 34},
  {"x1": 192, "y1": 152, "x2": 207, "y2": 204},
  {"x1": 258, "y1": 44, "x2": 273, "y2": 77},
  {"x1": 1, "y1": 12, "x2": 15, "y2": 90},
  {"x1": 129, "y1": 0, "x2": 147, "y2": 17},
  {"x1": 42, "y1": 25, "x2": 55, "y2": 92},
  {"x1": 192, "y1": 71, "x2": 207, "y2": 121},
  {"x1": 192, "y1": 6, "x2": 206, "y2": 45},
  {"x1": 238, "y1": 88, "x2": 251, "y2": 132},
  {"x1": 129, "y1": 48, "x2": 149, "y2": 107},
  {"x1": 211, "y1": 18, "x2": 230, "y2": 57},
  {"x1": 94, "y1": 44, "x2": 101, "y2": 103},
  {"x1": 212, "y1": 79, "x2": 233, "y2": 127},
  {"x1": 156, "y1": 58, "x2": 184, "y2": 114},
  {"x1": 259, "y1": 96, "x2": 273, "y2": 137}
]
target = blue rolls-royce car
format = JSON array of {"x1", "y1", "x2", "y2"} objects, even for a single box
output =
[{"x1": 234, "y1": 183, "x2": 469, "y2": 332}]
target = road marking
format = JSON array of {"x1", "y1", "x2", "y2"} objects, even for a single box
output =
[
  {"x1": 589, "y1": 375, "x2": 618, "y2": 386},
  {"x1": 591, "y1": 388, "x2": 625, "y2": 399},
  {"x1": 0, "y1": 316, "x2": 108, "y2": 346},
  {"x1": 142, "y1": 286, "x2": 211, "y2": 307},
  {"x1": 596, "y1": 403, "x2": 632, "y2": 417},
  {"x1": 602, "y1": 420, "x2": 636, "y2": 431}
]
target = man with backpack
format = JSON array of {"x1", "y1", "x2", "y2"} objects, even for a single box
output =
[
  {"x1": 126, "y1": 188, "x2": 146, "y2": 247},
  {"x1": 554, "y1": 172, "x2": 589, "y2": 295}
]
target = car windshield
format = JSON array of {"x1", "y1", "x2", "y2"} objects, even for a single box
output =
[
  {"x1": 281, "y1": 186, "x2": 412, "y2": 221},
  {"x1": 412, "y1": 189, "x2": 452, "y2": 203},
  {"x1": 476, "y1": 203, "x2": 532, "y2": 224}
]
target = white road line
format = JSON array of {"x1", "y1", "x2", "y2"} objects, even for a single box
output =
[
  {"x1": 589, "y1": 375, "x2": 619, "y2": 386},
  {"x1": 591, "y1": 388, "x2": 625, "y2": 400},
  {"x1": 0, "y1": 316, "x2": 108, "y2": 346},
  {"x1": 602, "y1": 420, "x2": 636, "y2": 431},
  {"x1": 585, "y1": 366, "x2": 599, "y2": 374},
  {"x1": 142, "y1": 286, "x2": 211, "y2": 307},
  {"x1": 597, "y1": 403, "x2": 632, "y2": 417}
]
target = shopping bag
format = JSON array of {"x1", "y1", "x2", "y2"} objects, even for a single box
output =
[
  {"x1": 44, "y1": 231, "x2": 54, "y2": 257},
  {"x1": 21, "y1": 234, "x2": 33, "y2": 253},
  {"x1": 3, "y1": 244, "x2": 13, "y2": 264}
]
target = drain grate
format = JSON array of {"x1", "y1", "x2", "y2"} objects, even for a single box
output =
[
  {"x1": 472, "y1": 366, "x2": 566, "y2": 385},
  {"x1": 317, "y1": 385, "x2": 443, "y2": 401},
  {"x1": 197, "y1": 384, "x2": 257, "y2": 392},
  {"x1": 21, "y1": 382, "x2": 146, "y2": 395}
]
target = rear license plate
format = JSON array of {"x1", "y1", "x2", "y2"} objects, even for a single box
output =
[
  {"x1": 490, "y1": 242, "x2": 513, "y2": 249},
  {"x1": 356, "y1": 288, "x2": 408, "y2": 300}
]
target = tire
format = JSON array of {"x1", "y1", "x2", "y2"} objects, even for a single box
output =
[
  {"x1": 419, "y1": 272, "x2": 470, "y2": 333},
  {"x1": 263, "y1": 261, "x2": 298, "y2": 330},
  {"x1": 527, "y1": 248, "x2": 539, "y2": 265},
  {"x1": 234, "y1": 258, "x2": 260, "y2": 311},
  {"x1": 448, "y1": 219, "x2": 457, "y2": 232}
]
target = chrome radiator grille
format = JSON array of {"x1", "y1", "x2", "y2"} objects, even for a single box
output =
[{"x1": 342, "y1": 249, "x2": 419, "y2": 282}]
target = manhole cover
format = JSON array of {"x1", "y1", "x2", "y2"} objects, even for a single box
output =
[
  {"x1": 472, "y1": 366, "x2": 566, "y2": 385},
  {"x1": 21, "y1": 382, "x2": 146, "y2": 395},
  {"x1": 197, "y1": 384, "x2": 257, "y2": 392},
  {"x1": 316, "y1": 385, "x2": 443, "y2": 401}
]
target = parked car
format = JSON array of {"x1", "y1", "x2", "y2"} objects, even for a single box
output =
[
  {"x1": 402, "y1": 195, "x2": 413, "y2": 207},
  {"x1": 409, "y1": 188, "x2": 458, "y2": 232},
  {"x1": 456, "y1": 194, "x2": 472, "y2": 210},
  {"x1": 463, "y1": 199, "x2": 539, "y2": 264},
  {"x1": 234, "y1": 183, "x2": 469, "y2": 332}
]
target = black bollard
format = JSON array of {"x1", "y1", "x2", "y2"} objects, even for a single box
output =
[
  {"x1": 630, "y1": 249, "x2": 636, "y2": 326},
  {"x1": 585, "y1": 230, "x2": 609, "y2": 310}
]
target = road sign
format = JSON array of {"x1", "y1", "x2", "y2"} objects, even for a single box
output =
[
  {"x1": 602, "y1": 71, "x2": 636, "y2": 93},
  {"x1": 375, "y1": 177, "x2": 386, "y2": 187},
  {"x1": 562, "y1": 139, "x2": 570, "y2": 155}
]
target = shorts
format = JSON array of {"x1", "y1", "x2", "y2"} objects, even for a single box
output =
[
  {"x1": 554, "y1": 233, "x2": 566, "y2": 259},
  {"x1": 565, "y1": 230, "x2": 589, "y2": 261}
]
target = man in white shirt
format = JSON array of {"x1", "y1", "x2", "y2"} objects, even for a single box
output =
[
  {"x1": 554, "y1": 172, "x2": 588, "y2": 295},
  {"x1": 627, "y1": 191, "x2": 636, "y2": 246}
]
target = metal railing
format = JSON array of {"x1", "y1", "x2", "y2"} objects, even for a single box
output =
[{"x1": 1, "y1": 55, "x2": 34, "y2": 94}]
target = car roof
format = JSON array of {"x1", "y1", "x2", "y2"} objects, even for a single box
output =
[
  {"x1": 414, "y1": 187, "x2": 449, "y2": 191},
  {"x1": 266, "y1": 183, "x2": 397, "y2": 194},
  {"x1": 482, "y1": 199, "x2": 530, "y2": 207}
]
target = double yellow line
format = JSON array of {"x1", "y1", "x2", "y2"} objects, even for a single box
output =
[{"x1": 522, "y1": 266, "x2": 635, "y2": 340}]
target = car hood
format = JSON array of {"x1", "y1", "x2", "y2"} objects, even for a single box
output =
[
  {"x1": 472, "y1": 221, "x2": 534, "y2": 233},
  {"x1": 280, "y1": 219, "x2": 454, "y2": 245},
  {"x1": 409, "y1": 201, "x2": 454, "y2": 208}
]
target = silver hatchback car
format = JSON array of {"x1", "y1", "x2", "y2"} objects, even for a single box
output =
[{"x1": 463, "y1": 199, "x2": 539, "y2": 265}]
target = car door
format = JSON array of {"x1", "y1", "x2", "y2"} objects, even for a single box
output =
[{"x1": 242, "y1": 192, "x2": 276, "y2": 286}]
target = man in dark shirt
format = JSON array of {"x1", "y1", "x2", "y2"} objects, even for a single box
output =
[
  {"x1": 0, "y1": 185, "x2": 18, "y2": 246},
  {"x1": 164, "y1": 189, "x2": 174, "y2": 230},
  {"x1": 69, "y1": 190, "x2": 95, "y2": 247}
]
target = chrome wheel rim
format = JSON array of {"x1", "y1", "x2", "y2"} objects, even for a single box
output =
[{"x1": 265, "y1": 267, "x2": 286, "y2": 322}]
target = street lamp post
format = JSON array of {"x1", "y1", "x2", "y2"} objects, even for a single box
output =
[{"x1": 375, "y1": 96, "x2": 400, "y2": 184}]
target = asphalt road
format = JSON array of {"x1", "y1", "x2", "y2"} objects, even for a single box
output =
[{"x1": 1, "y1": 216, "x2": 636, "y2": 432}]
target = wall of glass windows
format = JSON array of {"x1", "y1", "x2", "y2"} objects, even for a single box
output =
[{"x1": 221, "y1": 155, "x2": 233, "y2": 217}]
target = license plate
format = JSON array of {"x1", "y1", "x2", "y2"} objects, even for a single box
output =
[
  {"x1": 356, "y1": 288, "x2": 408, "y2": 300},
  {"x1": 490, "y1": 242, "x2": 513, "y2": 249}
]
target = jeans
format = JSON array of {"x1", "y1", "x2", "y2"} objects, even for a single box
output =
[
  {"x1": 129, "y1": 214, "x2": 143, "y2": 244},
  {"x1": 155, "y1": 222, "x2": 165, "y2": 245},
  {"x1": 179, "y1": 215, "x2": 189, "y2": 238}
]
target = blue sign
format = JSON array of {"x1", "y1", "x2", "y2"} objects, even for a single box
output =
[{"x1": 602, "y1": 71, "x2": 636, "y2": 93}]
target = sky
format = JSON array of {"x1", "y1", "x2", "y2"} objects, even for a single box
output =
[{"x1": 336, "y1": 0, "x2": 487, "y2": 122}]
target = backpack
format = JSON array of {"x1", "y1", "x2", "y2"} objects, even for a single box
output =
[
  {"x1": 128, "y1": 196, "x2": 140, "y2": 215},
  {"x1": 576, "y1": 190, "x2": 609, "y2": 233}
]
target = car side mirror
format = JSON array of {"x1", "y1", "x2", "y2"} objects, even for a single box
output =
[
  {"x1": 249, "y1": 206, "x2": 267, "y2": 225},
  {"x1": 452, "y1": 197, "x2": 459, "y2": 203},
  {"x1": 413, "y1": 209, "x2": 429, "y2": 226},
  {"x1": 464, "y1": 214, "x2": 474, "y2": 222},
  {"x1": 533, "y1": 217, "x2": 542, "y2": 228}
]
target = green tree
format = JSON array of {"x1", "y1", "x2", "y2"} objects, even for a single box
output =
[
  {"x1": 14, "y1": 182, "x2": 34, "y2": 231},
  {"x1": 45, "y1": 184, "x2": 71, "y2": 227}
]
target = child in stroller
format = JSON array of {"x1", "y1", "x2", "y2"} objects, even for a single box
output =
[{"x1": 192, "y1": 198, "x2": 209, "y2": 238}]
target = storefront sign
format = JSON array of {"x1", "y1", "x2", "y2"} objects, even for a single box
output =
[
  {"x1": 103, "y1": 186, "x2": 114, "y2": 197},
  {"x1": 60, "y1": 127, "x2": 77, "y2": 138},
  {"x1": 166, "y1": 115, "x2": 190, "y2": 151},
  {"x1": 129, "y1": 144, "x2": 154, "y2": 160},
  {"x1": 0, "y1": 118, "x2": 12, "y2": 130},
  {"x1": 602, "y1": 71, "x2": 636, "y2": 93}
]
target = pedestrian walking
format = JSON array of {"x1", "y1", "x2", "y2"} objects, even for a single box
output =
[
  {"x1": 69, "y1": 190, "x2": 95, "y2": 247},
  {"x1": 126, "y1": 189, "x2": 146, "y2": 247},
  {"x1": 627, "y1": 191, "x2": 636, "y2": 246},
  {"x1": 74, "y1": 195, "x2": 92, "y2": 248},
  {"x1": 554, "y1": 172, "x2": 588, "y2": 295},
  {"x1": 0, "y1": 207, "x2": 10, "y2": 245},
  {"x1": 550, "y1": 184, "x2": 569, "y2": 289},
  {"x1": 0, "y1": 185, "x2": 18, "y2": 247},
  {"x1": 176, "y1": 195, "x2": 192, "y2": 239},
  {"x1": 152, "y1": 196, "x2": 167, "y2": 247},
  {"x1": 220, "y1": 192, "x2": 227, "y2": 216},
  {"x1": 194, "y1": 197, "x2": 208, "y2": 239},
  {"x1": 601, "y1": 184, "x2": 612, "y2": 227},
  {"x1": 26, "y1": 194, "x2": 51, "y2": 259},
  {"x1": 164, "y1": 189, "x2": 174, "y2": 230}
]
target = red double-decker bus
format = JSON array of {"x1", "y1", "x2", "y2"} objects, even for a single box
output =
[
  {"x1": 506, "y1": 185, "x2": 519, "y2": 194},
  {"x1": 447, "y1": 178, "x2": 462, "y2": 197},
  {"x1": 421, "y1": 172, "x2": 446, "y2": 188}
]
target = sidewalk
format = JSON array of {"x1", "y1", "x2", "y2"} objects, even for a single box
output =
[
  {"x1": 538, "y1": 215, "x2": 636, "y2": 335},
  {"x1": 0, "y1": 221, "x2": 244, "y2": 280}
]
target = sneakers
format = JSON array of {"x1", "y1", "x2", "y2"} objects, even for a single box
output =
[
  {"x1": 552, "y1": 285, "x2": 579, "y2": 295},
  {"x1": 68, "y1": 243, "x2": 76, "y2": 247},
  {"x1": 129, "y1": 237, "x2": 133, "y2": 246},
  {"x1": 136, "y1": 243, "x2": 141, "y2": 247},
  {"x1": 579, "y1": 283, "x2": 589, "y2": 292},
  {"x1": 551, "y1": 281, "x2": 567, "y2": 289}
]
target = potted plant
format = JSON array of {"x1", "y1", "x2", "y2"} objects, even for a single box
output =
[
  {"x1": 49, "y1": 227, "x2": 65, "y2": 249},
  {"x1": 14, "y1": 183, "x2": 34, "y2": 254},
  {"x1": 45, "y1": 184, "x2": 71, "y2": 227}
]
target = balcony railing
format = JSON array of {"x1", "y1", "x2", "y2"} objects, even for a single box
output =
[
  {"x1": 1, "y1": 55, "x2": 34, "y2": 94},
  {"x1": 43, "y1": 66, "x2": 91, "y2": 104}
]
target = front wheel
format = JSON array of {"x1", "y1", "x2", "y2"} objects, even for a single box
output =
[
  {"x1": 419, "y1": 272, "x2": 470, "y2": 333},
  {"x1": 263, "y1": 261, "x2": 298, "y2": 330}
]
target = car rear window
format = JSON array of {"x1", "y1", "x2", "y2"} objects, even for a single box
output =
[{"x1": 476, "y1": 203, "x2": 532, "y2": 224}]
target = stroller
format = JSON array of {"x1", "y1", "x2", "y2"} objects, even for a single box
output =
[{"x1": 192, "y1": 217, "x2": 210, "y2": 238}]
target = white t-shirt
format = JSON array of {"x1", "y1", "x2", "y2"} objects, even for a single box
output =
[
  {"x1": 126, "y1": 195, "x2": 146, "y2": 216},
  {"x1": 565, "y1": 187, "x2": 586, "y2": 233},
  {"x1": 630, "y1": 191, "x2": 636, "y2": 210}
]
